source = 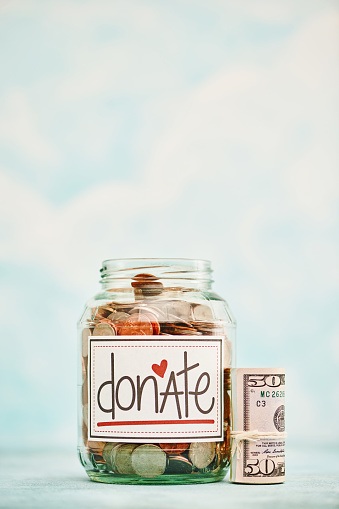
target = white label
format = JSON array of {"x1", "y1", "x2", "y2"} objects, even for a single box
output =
[{"x1": 89, "y1": 336, "x2": 223, "y2": 443}]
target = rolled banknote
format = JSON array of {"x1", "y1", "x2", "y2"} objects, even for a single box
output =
[{"x1": 230, "y1": 368, "x2": 286, "y2": 484}]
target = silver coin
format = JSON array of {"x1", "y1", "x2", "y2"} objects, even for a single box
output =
[
  {"x1": 144, "y1": 305, "x2": 167, "y2": 321},
  {"x1": 191, "y1": 322, "x2": 224, "y2": 336},
  {"x1": 93, "y1": 322, "x2": 116, "y2": 335},
  {"x1": 113, "y1": 444, "x2": 138, "y2": 474},
  {"x1": 224, "y1": 337, "x2": 232, "y2": 367},
  {"x1": 107, "y1": 312, "x2": 129, "y2": 323},
  {"x1": 82, "y1": 328, "x2": 91, "y2": 357},
  {"x1": 193, "y1": 304, "x2": 214, "y2": 321},
  {"x1": 166, "y1": 313, "x2": 194, "y2": 327},
  {"x1": 166, "y1": 301, "x2": 193, "y2": 321},
  {"x1": 131, "y1": 444, "x2": 167, "y2": 478},
  {"x1": 130, "y1": 305, "x2": 164, "y2": 320},
  {"x1": 171, "y1": 327, "x2": 201, "y2": 336},
  {"x1": 141, "y1": 301, "x2": 168, "y2": 320},
  {"x1": 103, "y1": 442, "x2": 120, "y2": 468},
  {"x1": 189, "y1": 442, "x2": 216, "y2": 469}
]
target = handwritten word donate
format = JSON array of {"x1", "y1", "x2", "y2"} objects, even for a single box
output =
[{"x1": 97, "y1": 351, "x2": 215, "y2": 420}]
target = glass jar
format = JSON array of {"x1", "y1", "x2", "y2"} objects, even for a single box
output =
[{"x1": 78, "y1": 258, "x2": 236, "y2": 484}]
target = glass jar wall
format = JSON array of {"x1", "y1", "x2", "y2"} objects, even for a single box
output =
[{"x1": 78, "y1": 259, "x2": 236, "y2": 484}]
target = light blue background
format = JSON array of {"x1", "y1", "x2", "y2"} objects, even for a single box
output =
[{"x1": 0, "y1": 0, "x2": 338, "y2": 451}]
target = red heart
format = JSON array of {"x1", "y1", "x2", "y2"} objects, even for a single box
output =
[{"x1": 152, "y1": 359, "x2": 168, "y2": 378}]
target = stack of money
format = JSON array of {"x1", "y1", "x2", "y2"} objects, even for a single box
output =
[{"x1": 230, "y1": 368, "x2": 286, "y2": 484}]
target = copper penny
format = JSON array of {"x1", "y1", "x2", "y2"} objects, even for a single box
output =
[
  {"x1": 159, "y1": 443, "x2": 189, "y2": 455},
  {"x1": 97, "y1": 306, "x2": 115, "y2": 318},
  {"x1": 131, "y1": 273, "x2": 164, "y2": 296},
  {"x1": 82, "y1": 328, "x2": 91, "y2": 357},
  {"x1": 83, "y1": 403, "x2": 88, "y2": 428},
  {"x1": 87, "y1": 441, "x2": 106, "y2": 455},
  {"x1": 81, "y1": 355, "x2": 88, "y2": 381},
  {"x1": 82, "y1": 422, "x2": 88, "y2": 445},
  {"x1": 224, "y1": 392, "x2": 231, "y2": 423},
  {"x1": 82, "y1": 379, "x2": 88, "y2": 405},
  {"x1": 131, "y1": 273, "x2": 158, "y2": 285},
  {"x1": 118, "y1": 313, "x2": 153, "y2": 336},
  {"x1": 140, "y1": 310, "x2": 161, "y2": 335}
]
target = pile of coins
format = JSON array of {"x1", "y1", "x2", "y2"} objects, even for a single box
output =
[
  {"x1": 80, "y1": 273, "x2": 232, "y2": 479},
  {"x1": 83, "y1": 439, "x2": 230, "y2": 479}
]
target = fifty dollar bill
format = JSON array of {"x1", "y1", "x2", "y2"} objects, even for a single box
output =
[{"x1": 230, "y1": 368, "x2": 285, "y2": 484}]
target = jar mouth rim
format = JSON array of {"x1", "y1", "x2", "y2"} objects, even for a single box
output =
[
  {"x1": 101, "y1": 258, "x2": 211, "y2": 268},
  {"x1": 100, "y1": 258, "x2": 213, "y2": 283}
]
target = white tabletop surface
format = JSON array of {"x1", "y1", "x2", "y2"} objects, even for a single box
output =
[{"x1": 1, "y1": 445, "x2": 338, "y2": 509}]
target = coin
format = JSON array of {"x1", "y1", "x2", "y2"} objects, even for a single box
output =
[
  {"x1": 142, "y1": 312, "x2": 160, "y2": 334},
  {"x1": 166, "y1": 301, "x2": 193, "y2": 321},
  {"x1": 81, "y1": 355, "x2": 87, "y2": 381},
  {"x1": 107, "y1": 312, "x2": 130, "y2": 334},
  {"x1": 224, "y1": 368, "x2": 231, "y2": 391},
  {"x1": 224, "y1": 337, "x2": 232, "y2": 367},
  {"x1": 131, "y1": 273, "x2": 164, "y2": 296},
  {"x1": 165, "y1": 455, "x2": 193, "y2": 474},
  {"x1": 129, "y1": 306, "x2": 162, "y2": 334},
  {"x1": 96, "y1": 317, "x2": 117, "y2": 325},
  {"x1": 100, "y1": 306, "x2": 115, "y2": 317},
  {"x1": 169, "y1": 316, "x2": 194, "y2": 328},
  {"x1": 159, "y1": 443, "x2": 189, "y2": 454},
  {"x1": 83, "y1": 403, "x2": 88, "y2": 428},
  {"x1": 113, "y1": 444, "x2": 138, "y2": 474},
  {"x1": 118, "y1": 314, "x2": 153, "y2": 336},
  {"x1": 87, "y1": 441, "x2": 106, "y2": 455},
  {"x1": 93, "y1": 322, "x2": 117, "y2": 335},
  {"x1": 82, "y1": 379, "x2": 88, "y2": 405},
  {"x1": 193, "y1": 304, "x2": 214, "y2": 321},
  {"x1": 82, "y1": 328, "x2": 91, "y2": 357},
  {"x1": 166, "y1": 314, "x2": 195, "y2": 328},
  {"x1": 225, "y1": 426, "x2": 230, "y2": 456},
  {"x1": 131, "y1": 273, "x2": 158, "y2": 284},
  {"x1": 103, "y1": 442, "x2": 120, "y2": 468},
  {"x1": 90, "y1": 453, "x2": 107, "y2": 468},
  {"x1": 140, "y1": 282, "x2": 164, "y2": 296},
  {"x1": 144, "y1": 304, "x2": 167, "y2": 321},
  {"x1": 108, "y1": 312, "x2": 130, "y2": 323},
  {"x1": 131, "y1": 444, "x2": 167, "y2": 478},
  {"x1": 189, "y1": 442, "x2": 216, "y2": 469},
  {"x1": 224, "y1": 391, "x2": 231, "y2": 423},
  {"x1": 82, "y1": 422, "x2": 88, "y2": 445},
  {"x1": 92, "y1": 310, "x2": 108, "y2": 322},
  {"x1": 161, "y1": 323, "x2": 200, "y2": 335}
]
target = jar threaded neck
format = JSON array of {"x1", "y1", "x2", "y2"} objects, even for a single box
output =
[{"x1": 100, "y1": 258, "x2": 213, "y2": 288}]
